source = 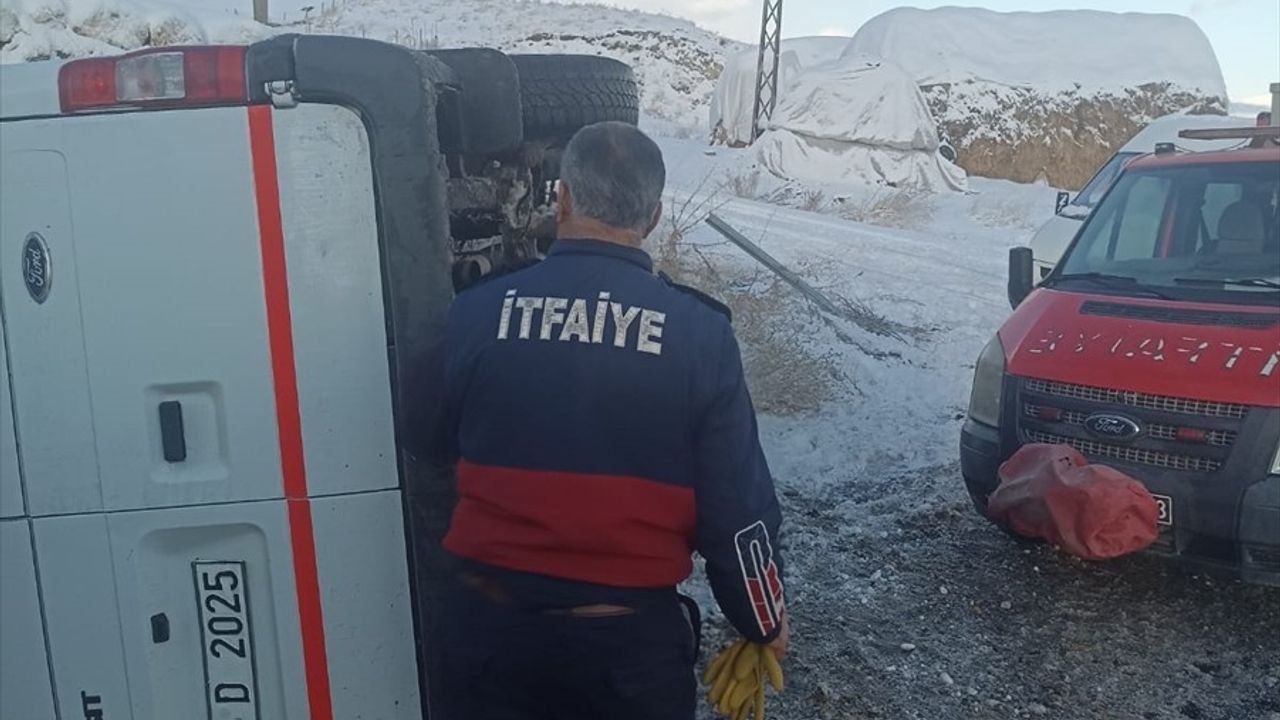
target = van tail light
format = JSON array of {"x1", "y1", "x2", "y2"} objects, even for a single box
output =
[{"x1": 59, "y1": 46, "x2": 248, "y2": 113}]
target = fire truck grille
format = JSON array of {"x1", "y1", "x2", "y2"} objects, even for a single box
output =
[
  {"x1": 1022, "y1": 379, "x2": 1247, "y2": 420},
  {"x1": 1024, "y1": 430, "x2": 1223, "y2": 473},
  {"x1": 1017, "y1": 377, "x2": 1249, "y2": 475},
  {"x1": 1024, "y1": 405, "x2": 1237, "y2": 448}
]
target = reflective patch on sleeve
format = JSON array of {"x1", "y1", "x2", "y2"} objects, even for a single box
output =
[{"x1": 734, "y1": 521, "x2": 785, "y2": 635}]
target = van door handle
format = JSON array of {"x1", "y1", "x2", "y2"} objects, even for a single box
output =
[
  {"x1": 150, "y1": 613, "x2": 170, "y2": 643},
  {"x1": 158, "y1": 401, "x2": 187, "y2": 462}
]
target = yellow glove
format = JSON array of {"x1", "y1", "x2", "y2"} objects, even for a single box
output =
[{"x1": 702, "y1": 639, "x2": 784, "y2": 719}]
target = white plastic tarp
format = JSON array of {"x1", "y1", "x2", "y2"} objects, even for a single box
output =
[
  {"x1": 758, "y1": 56, "x2": 967, "y2": 192},
  {"x1": 710, "y1": 37, "x2": 848, "y2": 146},
  {"x1": 844, "y1": 7, "x2": 1227, "y2": 98},
  {"x1": 711, "y1": 47, "x2": 801, "y2": 146}
]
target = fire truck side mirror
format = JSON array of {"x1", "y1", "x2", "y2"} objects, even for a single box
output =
[{"x1": 1008, "y1": 246, "x2": 1035, "y2": 310}]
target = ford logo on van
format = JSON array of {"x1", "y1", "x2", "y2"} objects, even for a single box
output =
[
  {"x1": 1084, "y1": 413, "x2": 1143, "y2": 442},
  {"x1": 22, "y1": 232, "x2": 51, "y2": 304}
]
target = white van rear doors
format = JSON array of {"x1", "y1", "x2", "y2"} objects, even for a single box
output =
[
  {"x1": 0, "y1": 148, "x2": 103, "y2": 516},
  {"x1": 2, "y1": 40, "x2": 434, "y2": 717},
  {"x1": 2, "y1": 108, "x2": 286, "y2": 514}
]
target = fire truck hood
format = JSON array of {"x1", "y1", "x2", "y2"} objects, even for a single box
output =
[{"x1": 1000, "y1": 290, "x2": 1280, "y2": 408}]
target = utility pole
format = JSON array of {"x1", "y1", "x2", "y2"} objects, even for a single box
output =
[
  {"x1": 749, "y1": 0, "x2": 784, "y2": 142},
  {"x1": 254, "y1": 0, "x2": 268, "y2": 24}
]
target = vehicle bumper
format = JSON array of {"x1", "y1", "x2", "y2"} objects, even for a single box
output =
[
  {"x1": 960, "y1": 418, "x2": 1280, "y2": 587},
  {"x1": 1239, "y1": 476, "x2": 1280, "y2": 586},
  {"x1": 960, "y1": 418, "x2": 1003, "y2": 513}
]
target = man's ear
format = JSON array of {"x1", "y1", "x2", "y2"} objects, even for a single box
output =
[
  {"x1": 557, "y1": 182, "x2": 574, "y2": 224},
  {"x1": 642, "y1": 201, "x2": 663, "y2": 239}
]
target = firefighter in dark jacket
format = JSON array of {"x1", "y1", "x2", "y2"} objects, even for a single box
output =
[{"x1": 419, "y1": 121, "x2": 787, "y2": 720}]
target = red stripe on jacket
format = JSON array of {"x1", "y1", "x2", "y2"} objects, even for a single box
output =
[{"x1": 444, "y1": 459, "x2": 697, "y2": 587}]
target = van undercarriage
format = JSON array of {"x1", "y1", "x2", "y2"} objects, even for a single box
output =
[{"x1": 426, "y1": 50, "x2": 640, "y2": 289}]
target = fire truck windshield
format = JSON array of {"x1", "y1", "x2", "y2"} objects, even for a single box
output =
[{"x1": 1055, "y1": 160, "x2": 1280, "y2": 305}]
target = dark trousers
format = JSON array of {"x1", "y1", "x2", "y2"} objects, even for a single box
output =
[{"x1": 432, "y1": 575, "x2": 698, "y2": 720}]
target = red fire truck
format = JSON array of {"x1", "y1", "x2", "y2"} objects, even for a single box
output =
[{"x1": 962, "y1": 101, "x2": 1280, "y2": 585}]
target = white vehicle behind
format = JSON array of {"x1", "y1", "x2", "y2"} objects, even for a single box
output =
[{"x1": 1027, "y1": 113, "x2": 1252, "y2": 281}]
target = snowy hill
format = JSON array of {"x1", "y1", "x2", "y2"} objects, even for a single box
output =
[
  {"x1": 846, "y1": 7, "x2": 1229, "y2": 189},
  {"x1": 0, "y1": 0, "x2": 268, "y2": 60},
  {"x1": 0, "y1": 0, "x2": 741, "y2": 128},
  {"x1": 308, "y1": 0, "x2": 743, "y2": 127}
]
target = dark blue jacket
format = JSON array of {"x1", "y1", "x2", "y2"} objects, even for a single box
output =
[{"x1": 417, "y1": 238, "x2": 785, "y2": 642}]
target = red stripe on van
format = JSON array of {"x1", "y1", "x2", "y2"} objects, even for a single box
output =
[
  {"x1": 249, "y1": 106, "x2": 307, "y2": 501},
  {"x1": 286, "y1": 499, "x2": 333, "y2": 718},
  {"x1": 248, "y1": 104, "x2": 335, "y2": 720}
]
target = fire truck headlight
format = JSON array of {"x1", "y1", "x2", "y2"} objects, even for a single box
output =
[{"x1": 967, "y1": 334, "x2": 1006, "y2": 428}]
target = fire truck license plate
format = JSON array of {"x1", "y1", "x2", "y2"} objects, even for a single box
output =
[
  {"x1": 1152, "y1": 494, "x2": 1174, "y2": 527},
  {"x1": 194, "y1": 561, "x2": 260, "y2": 720}
]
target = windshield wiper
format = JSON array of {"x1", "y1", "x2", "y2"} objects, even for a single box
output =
[
  {"x1": 1049, "y1": 272, "x2": 1176, "y2": 299},
  {"x1": 1173, "y1": 277, "x2": 1280, "y2": 290}
]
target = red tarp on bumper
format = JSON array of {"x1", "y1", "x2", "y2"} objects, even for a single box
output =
[{"x1": 988, "y1": 444, "x2": 1159, "y2": 560}]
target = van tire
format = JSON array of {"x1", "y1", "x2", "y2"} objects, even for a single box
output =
[{"x1": 510, "y1": 54, "x2": 640, "y2": 140}]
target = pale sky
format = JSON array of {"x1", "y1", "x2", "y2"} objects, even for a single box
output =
[
  {"x1": 219, "y1": 0, "x2": 1278, "y2": 104},
  {"x1": 553, "y1": 0, "x2": 1279, "y2": 105}
]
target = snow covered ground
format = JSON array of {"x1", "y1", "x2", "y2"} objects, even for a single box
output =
[{"x1": 655, "y1": 134, "x2": 1051, "y2": 536}]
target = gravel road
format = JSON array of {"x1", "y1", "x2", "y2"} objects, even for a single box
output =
[{"x1": 694, "y1": 461, "x2": 1280, "y2": 720}]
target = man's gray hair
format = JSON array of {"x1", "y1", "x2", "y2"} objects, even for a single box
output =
[{"x1": 560, "y1": 121, "x2": 666, "y2": 234}]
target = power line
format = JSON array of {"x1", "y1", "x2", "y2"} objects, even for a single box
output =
[{"x1": 750, "y1": 0, "x2": 784, "y2": 142}]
